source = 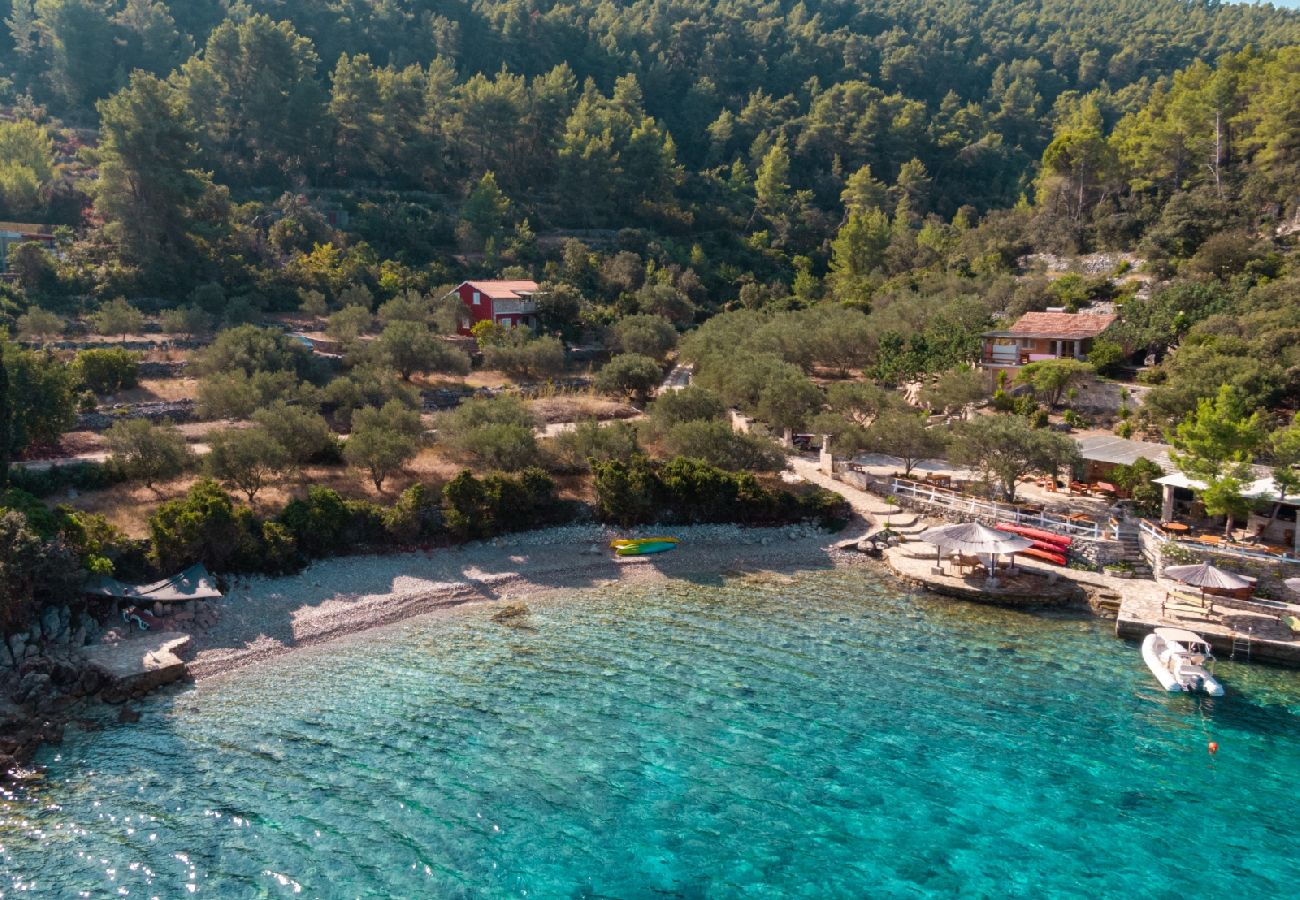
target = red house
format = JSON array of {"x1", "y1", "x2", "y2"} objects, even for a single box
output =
[{"x1": 448, "y1": 280, "x2": 540, "y2": 335}]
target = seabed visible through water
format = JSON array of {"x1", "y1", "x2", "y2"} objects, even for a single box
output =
[{"x1": 4, "y1": 568, "x2": 1300, "y2": 897}]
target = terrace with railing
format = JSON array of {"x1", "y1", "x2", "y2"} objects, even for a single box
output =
[
  {"x1": 1137, "y1": 518, "x2": 1300, "y2": 566},
  {"x1": 841, "y1": 469, "x2": 1106, "y2": 540}
]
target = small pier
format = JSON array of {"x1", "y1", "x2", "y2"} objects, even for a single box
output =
[
  {"x1": 883, "y1": 547, "x2": 1087, "y2": 607},
  {"x1": 1116, "y1": 592, "x2": 1300, "y2": 667}
]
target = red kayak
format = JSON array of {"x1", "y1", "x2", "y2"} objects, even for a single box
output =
[
  {"x1": 1020, "y1": 547, "x2": 1067, "y2": 566},
  {"x1": 996, "y1": 523, "x2": 1072, "y2": 548}
]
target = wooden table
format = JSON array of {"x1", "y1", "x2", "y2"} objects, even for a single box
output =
[{"x1": 1161, "y1": 522, "x2": 1191, "y2": 535}]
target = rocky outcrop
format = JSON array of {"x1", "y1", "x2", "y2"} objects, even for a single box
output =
[{"x1": 0, "y1": 600, "x2": 216, "y2": 783}]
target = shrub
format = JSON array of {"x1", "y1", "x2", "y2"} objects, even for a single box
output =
[
  {"x1": 591, "y1": 457, "x2": 664, "y2": 526},
  {"x1": 74, "y1": 348, "x2": 141, "y2": 395},
  {"x1": 323, "y1": 366, "x2": 420, "y2": 428},
  {"x1": 7, "y1": 460, "x2": 127, "y2": 497},
  {"x1": 1088, "y1": 338, "x2": 1126, "y2": 375},
  {"x1": 661, "y1": 420, "x2": 786, "y2": 472},
  {"x1": 192, "y1": 324, "x2": 315, "y2": 378},
  {"x1": 591, "y1": 455, "x2": 848, "y2": 528},
  {"x1": 453, "y1": 422, "x2": 540, "y2": 471},
  {"x1": 647, "y1": 386, "x2": 726, "y2": 433},
  {"x1": 258, "y1": 521, "x2": 303, "y2": 575},
  {"x1": 148, "y1": 479, "x2": 259, "y2": 572},
  {"x1": 442, "y1": 468, "x2": 565, "y2": 539},
  {"x1": 483, "y1": 334, "x2": 566, "y2": 380},
  {"x1": 278, "y1": 486, "x2": 355, "y2": 558},
  {"x1": 0, "y1": 509, "x2": 81, "y2": 630},
  {"x1": 326, "y1": 304, "x2": 374, "y2": 345},
  {"x1": 383, "y1": 483, "x2": 443, "y2": 543},
  {"x1": 440, "y1": 395, "x2": 541, "y2": 469},
  {"x1": 550, "y1": 420, "x2": 640, "y2": 472}
]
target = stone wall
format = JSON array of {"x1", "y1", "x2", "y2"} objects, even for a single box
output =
[
  {"x1": 76, "y1": 399, "x2": 196, "y2": 431},
  {"x1": 1070, "y1": 537, "x2": 1127, "y2": 568},
  {"x1": 1071, "y1": 380, "x2": 1151, "y2": 414}
]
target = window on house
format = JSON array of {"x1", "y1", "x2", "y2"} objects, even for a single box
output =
[{"x1": 473, "y1": 291, "x2": 481, "y2": 305}]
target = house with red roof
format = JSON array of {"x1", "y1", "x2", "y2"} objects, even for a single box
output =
[
  {"x1": 980, "y1": 311, "x2": 1116, "y2": 372},
  {"x1": 446, "y1": 280, "x2": 540, "y2": 335}
]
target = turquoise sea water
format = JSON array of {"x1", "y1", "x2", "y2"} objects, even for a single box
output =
[{"x1": 5, "y1": 568, "x2": 1300, "y2": 898}]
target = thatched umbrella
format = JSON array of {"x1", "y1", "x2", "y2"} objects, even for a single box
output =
[
  {"x1": 1164, "y1": 562, "x2": 1256, "y2": 605},
  {"x1": 916, "y1": 522, "x2": 1033, "y2": 573}
]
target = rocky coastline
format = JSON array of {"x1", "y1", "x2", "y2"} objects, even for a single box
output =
[{"x1": 1, "y1": 600, "x2": 218, "y2": 784}]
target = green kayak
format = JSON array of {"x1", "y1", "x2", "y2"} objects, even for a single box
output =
[{"x1": 614, "y1": 539, "x2": 678, "y2": 557}]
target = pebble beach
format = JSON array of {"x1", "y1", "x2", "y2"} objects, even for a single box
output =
[{"x1": 186, "y1": 522, "x2": 860, "y2": 679}]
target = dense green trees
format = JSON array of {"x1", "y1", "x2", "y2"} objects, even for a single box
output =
[
  {"x1": 0, "y1": 119, "x2": 56, "y2": 215},
  {"x1": 73, "y1": 348, "x2": 139, "y2": 395}
]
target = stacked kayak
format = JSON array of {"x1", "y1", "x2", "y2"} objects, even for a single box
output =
[
  {"x1": 610, "y1": 536, "x2": 679, "y2": 557},
  {"x1": 995, "y1": 523, "x2": 1070, "y2": 565}
]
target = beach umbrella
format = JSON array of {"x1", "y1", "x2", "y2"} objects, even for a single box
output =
[
  {"x1": 1164, "y1": 562, "x2": 1255, "y2": 605},
  {"x1": 915, "y1": 522, "x2": 1033, "y2": 572}
]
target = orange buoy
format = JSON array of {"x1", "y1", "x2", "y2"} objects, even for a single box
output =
[{"x1": 1208, "y1": 741, "x2": 1219, "y2": 755}]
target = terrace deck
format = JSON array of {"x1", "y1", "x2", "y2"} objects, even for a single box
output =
[{"x1": 1116, "y1": 591, "x2": 1300, "y2": 667}]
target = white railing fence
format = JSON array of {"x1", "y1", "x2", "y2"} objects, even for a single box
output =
[
  {"x1": 885, "y1": 477, "x2": 1103, "y2": 539},
  {"x1": 1138, "y1": 518, "x2": 1300, "y2": 566}
]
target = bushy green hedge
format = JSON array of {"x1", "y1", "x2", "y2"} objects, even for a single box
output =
[
  {"x1": 442, "y1": 468, "x2": 570, "y2": 540},
  {"x1": 592, "y1": 455, "x2": 850, "y2": 528}
]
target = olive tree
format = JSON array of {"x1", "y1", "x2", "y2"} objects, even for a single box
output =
[
  {"x1": 90, "y1": 298, "x2": 145, "y2": 343},
  {"x1": 105, "y1": 419, "x2": 190, "y2": 488},
  {"x1": 865, "y1": 410, "x2": 947, "y2": 477},
  {"x1": 376, "y1": 320, "x2": 471, "y2": 380},
  {"x1": 596, "y1": 353, "x2": 663, "y2": 403},
  {"x1": 948, "y1": 414, "x2": 1080, "y2": 502},
  {"x1": 206, "y1": 426, "x2": 291, "y2": 502},
  {"x1": 343, "y1": 400, "x2": 423, "y2": 490}
]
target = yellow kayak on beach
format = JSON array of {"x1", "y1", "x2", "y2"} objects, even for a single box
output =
[{"x1": 609, "y1": 536, "x2": 680, "y2": 549}]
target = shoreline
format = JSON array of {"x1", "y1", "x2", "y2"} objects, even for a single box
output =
[{"x1": 184, "y1": 522, "x2": 867, "y2": 682}]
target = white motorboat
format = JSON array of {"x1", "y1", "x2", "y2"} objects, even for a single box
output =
[{"x1": 1142, "y1": 627, "x2": 1225, "y2": 697}]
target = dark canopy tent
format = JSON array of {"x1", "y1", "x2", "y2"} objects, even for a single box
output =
[{"x1": 85, "y1": 564, "x2": 222, "y2": 603}]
